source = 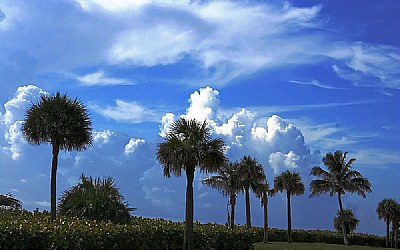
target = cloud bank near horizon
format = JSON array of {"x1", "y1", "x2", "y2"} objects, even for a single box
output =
[{"x1": 0, "y1": 84, "x2": 397, "y2": 235}]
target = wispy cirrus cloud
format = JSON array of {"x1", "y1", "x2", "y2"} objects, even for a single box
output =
[
  {"x1": 289, "y1": 79, "x2": 347, "y2": 90},
  {"x1": 332, "y1": 43, "x2": 400, "y2": 89},
  {"x1": 89, "y1": 100, "x2": 161, "y2": 123},
  {"x1": 77, "y1": 70, "x2": 134, "y2": 86}
]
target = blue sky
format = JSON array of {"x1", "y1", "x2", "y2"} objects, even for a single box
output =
[{"x1": 0, "y1": 0, "x2": 399, "y2": 236}]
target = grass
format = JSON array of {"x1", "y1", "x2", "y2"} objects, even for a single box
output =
[{"x1": 254, "y1": 242, "x2": 392, "y2": 250}]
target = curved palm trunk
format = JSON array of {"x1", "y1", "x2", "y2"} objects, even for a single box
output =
[
  {"x1": 230, "y1": 193, "x2": 236, "y2": 229},
  {"x1": 287, "y1": 192, "x2": 292, "y2": 243},
  {"x1": 245, "y1": 187, "x2": 251, "y2": 229},
  {"x1": 184, "y1": 168, "x2": 195, "y2": 250},
  {"x1": 338, "y1": 194, "x2": 349, "y2": 246},
  {"x1": 50, "y1": 143, "x2": 59, "y2": 221},
  {"x1": 262, "y1": 195, "x2": 269, "y2": 243}
]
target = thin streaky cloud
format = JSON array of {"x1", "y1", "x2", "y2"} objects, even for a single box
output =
[
  {"x1": 289, "y1": 79, "x2": 349, "y2": 90},
  {"x1": 77, "y1": 70, "x2": 134, "y2": 86}
]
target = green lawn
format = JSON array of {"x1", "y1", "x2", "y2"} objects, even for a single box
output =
[{"x1": 254, "y1": 242, "x2": 391, "y2": 250}]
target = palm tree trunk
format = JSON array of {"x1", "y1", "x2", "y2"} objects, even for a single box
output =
[
  {"x1": 287, "y1": 192, "x2": 292, "y2": 243},
  {"x1": 245, "y1": 187, "x2": 251, "y2": 229},
  {"x1": 392, "y1": 222, "x2": 395, "y2": 248},
  {"x1": 395, "y1": 222, "x2": 399, "y2": 249},
  {"x1": 184, "y1": 168, "x2": 195, "y2": 250},
  {"x1": 338, "y1": 194, "x2": 349, "y2": 246},
  {"x1": 386, "y1": 218, "x2": 390, "y2": 248},
  {"x1": 263, "y1": 195, "x2": 268, "y2": 243},
  {"x1": 50, "y1": 143, "x2": 59, "y2": 221},
  {"x1": 230, "y1": 193, "x2": 236, "y2": 229}
]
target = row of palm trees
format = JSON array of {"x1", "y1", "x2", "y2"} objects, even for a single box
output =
[
  {"x1": 157, "y1": 117, "x2": 373, "y2": 249},
  {"x1": 15, "y1": 92, "x2": 377, "y2": 250},
  {"x1": 377, "y1": 198, "x2": 400, "y2": 248}
]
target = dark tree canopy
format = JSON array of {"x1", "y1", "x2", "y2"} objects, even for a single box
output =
[
  {"x1": 334, "y1": 209, "x2": 359, "y2": 234},
  {"x1": 58, "y1": 175, "x2": 134, "y2": 224},
  {"x1": 22, "y1": 92, "x2": 92, "y2": 151}
]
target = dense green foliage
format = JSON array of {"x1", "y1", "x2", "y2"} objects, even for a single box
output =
[
  {"x1": 334, "y1": 209, "x2": 359, "y2": 234},
  {"x1": 0, "y1": 209, "x2": 386, "y2": 249},
  {"x1": 0, "y1": 210, "x2": 254, "y2": 249},
  {"x1": 58, "y1": 175, "x2": 134, "y2": 224}
]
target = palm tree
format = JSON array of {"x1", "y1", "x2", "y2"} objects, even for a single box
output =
[
  {"x1": 58, "y1": 174, "x2": 134, "y2": 224},
  {"x1": 255, "y1": 180, "x2": 274, "y2": 243},
  {"x1": 157, "y1": 118, "x2": 226, "y2": 250},
  {"x1": 0, "y1": 193, "x2": 22, "y2": 209},
  {"x1": 274, "y1": 170, "x2": 305, "y2": 243},
  {"x1": 334, "y1": 209, "x2": 359, "y2": 234},
  {"x1": 22, "y1": 93, "x2": 92, "y2": 220},
  {"x1": 377, "y1": 198, "x2": 399, "y2": 247},
  {"x1": 238, "y1": 155, "x2": 265, "y2": 229},
  {"x1": 202, "y1": 161, "x2": 241, "y2": 229},
  {"x1": 391, "y1": 204, "x2": 400, "y2": 248},
  {"x1": 310, "y1": 150, "x2": 371, "y2": 246}
]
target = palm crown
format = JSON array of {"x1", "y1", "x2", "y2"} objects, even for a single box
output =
[
  {"x1": 309, "y1": 151, "x2": 371, "y2": 198},
  {"x1": 274, "y1": 170, "x2": 305, "y2": 196},
  {"x1": 22, "y1": 92, "x2": 92, "y2": 150},
  {"x1": 157, "y1": 118, "x2": 226, "y2": 177},
  {"x1": 202, "y1": 162, "x2": 241, "y2": 197}
]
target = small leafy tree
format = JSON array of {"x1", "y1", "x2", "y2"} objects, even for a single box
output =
[
  {"x1": 58, "y1": 174, "x2": 134, "y2": 224},
  {"x1": 334, "y1": 209, "x2": 359, "y2": 234}
]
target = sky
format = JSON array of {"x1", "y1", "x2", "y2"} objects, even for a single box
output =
[{"x1": 0, "y1": 0, "x2": 399, "y2": 236}]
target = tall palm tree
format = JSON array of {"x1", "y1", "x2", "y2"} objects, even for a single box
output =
[
  {"x1": 274, "y1": 170, "x2": 305, "y2": 243},
  {"x1": 22, "y1": 93, "x2": 92, "y2": 220},
  {"x1": 202, "y1": 161, "x2": 241, "y2": 229},
  {"x1": 58, "y1": 174, "x2": 134, "y2": 224},
  {"x1": 0, "y1": 193, "x2": 22, "y2": 209},
  {"x1": 310, "y1": 150, "x2": 371, "y2": 246},
  {"x1": 238, "y1": 155, "x2": 265, "y2": 229},
  {"x1": 157, "y1": 118, "x2": 226, "y2": 250},
  {"x1": 255, "y1": 180, "x2": 274, "y2": 243},
  {"x1": 377, "y1": 198, "x2": 399, "y2": 247},
  {"x1": 334, "y1": 209, "x2": 359, "y2": 234}
]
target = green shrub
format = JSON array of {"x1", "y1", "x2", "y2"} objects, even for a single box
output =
[{"x1": 0, "y1": 210, "x2": 254, "y2": 249}]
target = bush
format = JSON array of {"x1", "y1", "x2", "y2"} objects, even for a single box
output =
[
  {"x1": 0, "y1": 210, "x2": 385, "y2": 249},
  {"x1": 0, "y1": 210, "x2": 254, "y2": 249},
  {"x1": 58, "y1": 175, "x2": 134, "y2": 224}
]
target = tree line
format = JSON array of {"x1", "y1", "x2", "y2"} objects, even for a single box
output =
[{"x1": 0, "y1": 92, "x2": 398, "y2": 249}]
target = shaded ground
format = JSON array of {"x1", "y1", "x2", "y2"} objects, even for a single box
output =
[{"x1": 254, "y1": 242, "x2": 392, "y2": 250}]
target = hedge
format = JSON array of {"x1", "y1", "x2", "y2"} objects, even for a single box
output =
[{"x1": 0, "y1": 209, "x2": 386, "y2": 249}]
